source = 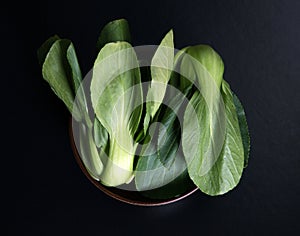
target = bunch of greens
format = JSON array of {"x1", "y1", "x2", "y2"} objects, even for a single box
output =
[{"x1": 38, "y1": 19, "x2": 250, "y2": 198}]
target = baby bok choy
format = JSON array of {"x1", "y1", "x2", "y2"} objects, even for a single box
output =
[
  {"x1": 91, "y1": 42, "x2": 143, "y2": 186},
  {"x1": 38, "y1": 18, "x2": 250, "y2": 198},
  {"x1": 180, "y1": 46, "x2": 243, "y2": 195},
  {"x1": 37, "y1": 36, "x2": 103, "y2": 179}
]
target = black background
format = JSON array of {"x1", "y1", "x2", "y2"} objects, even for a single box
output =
[{"x1": 6, "y1": 0, "x2": 299, "y2": 235}]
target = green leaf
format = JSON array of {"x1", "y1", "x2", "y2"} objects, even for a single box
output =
[
  {"x1": 135, "y1": 137, "x2": 188, "y2": 196},
  {"x1": 37, "y1": 35, "x2": 60, "y2": 65},
  {"x1": 184, "y1": 81, "x2": 244, "y2": 196},
  {"x1": 66, "y1": 43, "x2": 82, "y2": 94},
  {"x1": 185, "y1": 45, "x2": 224, "y2": 89},
  {"x1": 138, "y1": 169, "x2": 194, "y2": 200},
  {"x1": 157, "y1": 85, "x2": 192, "y2": 167},
  {"x1": 42, "y1": 39, "x2": 81, "y2": 121},
  {"x1": 157, "y1": 111, "x2": 180, "y2": 168},
  {"x1": 66, "y1": 43, "x2": 92, "y2": 124},
  {"x1": 135, "y1": 129, "x2": 191, "y2": 199},
  {"x1": 78, "y1": 123, "x2": 103, "y2": 180},
  {"x1": 93, "y1": 117, "x2": 109, "y2": 149},
  {"x1": 168, "y1": 47, "x2": 190, "y2": 92},
  {"x1": 144, "y1": 30, "x2": 174, "y2": 131},
  {"x1": 233, "y1": 93, "x2": 250, "y2": 167},
  {"x1": 39, "y1": 37, "x2": 104, "y2": 179},
  {"x1": 181, "y1": 45, "x2": 226, "y2": 178},
  {"x1": 91, "y1": 42, "x2": 143, "y2": 186},
  {"x1": 135, "y1": 89, "x2": 192, "y2": 199},
  {"x1": 91, "y1": 42, "x2": 142, "y2": 135},
  {"x1": 96, "y1": 19, "x2": 131, "y2": 51}
]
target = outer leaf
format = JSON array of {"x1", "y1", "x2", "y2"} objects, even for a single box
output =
[
  {"x1": 135, "y1": 135, "x2": 187, "y2": 194},
  {"x1": 233, "y1": 93, "x2": 250, "y2": 167},
  {"x1": 139, "y1": 169, "x2": 195, "y2": 200},
  {"x1": 167, "y1": 47, "x2": 192, "y2": 101},
  {"x1": 37, "y1": 35, "x2": 60, "y2": 65},
  {"x1": 78, "y1": 123, "x2": 103, "y2": 180},
  {"x1": 96, "y1": 19, "x2": 131, "y2": 51},
  {"x1": 157, "y1": 85, "x2": 192, "y2": 167},
  {"x1": 93, "y1": 117, "x2": 109, "y2": 149},
  {"x1": 91, "y1": 42, "x2": 143, "y2": 186},
  {"x1": 91, "y1": 42, "x2": 142, "y2": 135},
  {"x1": 181, "y1": 45, "x2": 226, "y2": 177},
  {"x1": 185, "y1": 81, "x2": 244, "y2": 196},
  {"x1": 40, "y1": 37, "x2": 105, "y2": 179},
  {"x1": 135, "y1": 89, "x2": 192, "y2": 198},
  {"x1": 66, "y1": 42, "x2": 93, "y2": 127},
  {"x1": 145, "y1": 30, "x2": 174, "y2": 130},
  {"x1": 185, "y1": 45, "x2": 224, "y2": 89},
  {"x1": 66, "y1": 43, "x2": 82, "y2": 94},
  {"x1": 42, "y1": 39, "x2": 81, "y2": 121},
  {"x1": 157, "y1": 109, "x2": 180, "y2": 168}
]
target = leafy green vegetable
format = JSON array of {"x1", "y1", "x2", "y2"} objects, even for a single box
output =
[
  {"x1": 233, "y1": 93, "x2": 250, "y2": 167},
  {"x1": 135, "y1": 134, "x2": 187, "y2": 193},
  {"x1": 41, "y1": 39, "x2": 81, "y2": 121},
  {"x1": 39, "y1": 36, "x2": 103, "y2": 179},
  {"x1": 78, "y1": 123, "x2": 103, "y2": 180},
  {"x1": 135, "y1": 87, "x2": 192, "y2": 198},
  {"x1": 66, "y1": 43, "x2": 83, "y2": 94},
  {"x1": 185, "y1": 45, "x2": 224, "y2": 89},
  {"x1": 38, "y1": 19, "x2": 250, "y2": 198},
  {"x1": 181, "y1": 45, "x2": 245, "y2": 195},
  {"x1": 139, "y1": 169, "x2": 195, "y2": 200},
  {"x1": 94, "y1": 18, "x2": 129, "y2": 166},
  {"x1": 96, "y1": 19, "x2": 131, "y2": 51},
  {"x1": 91, "y1": 41, "x2": 143, "y2": 186},
  {"x1": 202, "y1": 81, "x2": 244, "y2": 195},
  {"x1": 144, "y1": 30, "x2": 174, "y2": 132},
  {"x1": 37, "y1": 35, "x2": 60, "y2": 65},
  {"x1": 93, "y1": 117, "x2": 109, "y2": 149},
  {"x1": 171, "y1": 47, "x2": 190, "y2": 90},
  {"x1": 181, "y1": 45, "x2": 226, "y2": 178},
  {"x1": 184, "y1": 81, "x2": 244, "y2": 196}
]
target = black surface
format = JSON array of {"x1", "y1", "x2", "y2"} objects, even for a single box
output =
[{"x1": 6, "y1": 0, "x2": 299, "y2": 235}]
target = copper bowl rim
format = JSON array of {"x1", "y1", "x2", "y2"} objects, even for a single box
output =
[{"x1": 69, "y1": 118, "x2": 198, "y2": 206}]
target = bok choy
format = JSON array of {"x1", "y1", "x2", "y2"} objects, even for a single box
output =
[{"x1": 38, "y1": 18, "x2": 250, "y2": 198}]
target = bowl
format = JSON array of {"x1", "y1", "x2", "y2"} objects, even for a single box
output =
[{"x1": 69, "y1": 119, "x2": 198, "y2": 206}]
